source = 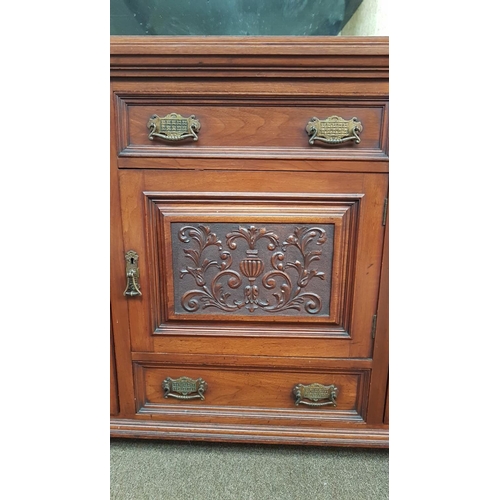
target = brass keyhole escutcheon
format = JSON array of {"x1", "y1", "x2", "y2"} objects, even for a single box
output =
[{"x1": 123, "y1": 250, "x2": 142, "y2": 297}]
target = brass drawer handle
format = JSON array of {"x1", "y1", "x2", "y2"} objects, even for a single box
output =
[
  {"x1": 123, "y1": 250, "x2": 142, "y2": 297},
  {"x1": 148, "y1": 113, "x2": 201, "y2": 142},
  {"x1": 293, "y1": 383, "x2": 339, "y2": 407},
  {"x1": 306, "y1": 115, "x2": 363, "y2": 145},
  {"x1": 162, "y1": 376, "x2": 207, "y2": 400}
]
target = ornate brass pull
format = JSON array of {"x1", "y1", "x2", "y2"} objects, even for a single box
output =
[
  {"x1": 162, "y1": 377, "x2": 207, "y2": 400},
  {"x1": 292, "y1": 383, "x2": 339, "y2": 407},
  {"x1": 147, "y1": 113, "x2": 201, "y2": 142},
  {"x1": 306, "y1": 115, "x2": 363, "y2": 145},
  {"x1": 123, "y1": 250, "x2": 142, "y2": 297}
]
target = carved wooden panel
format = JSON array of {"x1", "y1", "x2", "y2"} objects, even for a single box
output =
[{"x1": 171, "y1": 222, "x2": 334, "y2": 318}]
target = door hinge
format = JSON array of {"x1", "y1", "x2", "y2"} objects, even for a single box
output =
[
  {"x1": 371, "y1": 314, "x2": 378, "y2": 338},
  {"x1": 382, "y1": 198, "x2": 388, "y2": 226}
]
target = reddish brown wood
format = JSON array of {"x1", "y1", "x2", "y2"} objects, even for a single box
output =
[
  {"x1": 117, "y1": 157, "x2": 389, "y2": 173},
  {"x1": 384, "y1": 383, "x2": 389, "y2": 424},
  {"x1": 110, "y1": 418, "x2": 389, "y2": 447},
  {"x1": 130, "y1": 352, "x2": 373, "y2": 368},
  {"x1": 110, "y1": 319, "x2": 119, "y2": 416},
  {"x1": 110, "y1": 36, "x2": 389, "y2": 447},
  {"x1": 110, "y1": 36, "x2": 389, "y2": 80},
  {"x1": 117, "y1": 169, "x2": 386, "y2": 358},
  {"x1": 366, "y1": 200, "x2": 389, "y2": 425},
  {"x1": 134, "y1": 359, "x2": 369, "y2": 421},
  {"x1": 110, "y1": 87, "x2": 136, "y2": 415},
  {"x1": 117, "y1": 96, "x2": 386, "y2": 159},
  {"x1": 110, "y1": 36, "x2": 390, "y2": 55}
]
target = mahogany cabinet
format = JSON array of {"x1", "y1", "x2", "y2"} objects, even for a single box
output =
[{"x1": 110, "y1": 37, "x2": 389, "y2": 447}]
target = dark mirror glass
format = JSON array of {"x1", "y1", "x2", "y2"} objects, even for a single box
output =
[{"x1": 111, "y1": 0, "x2": 364, "y2": 36}]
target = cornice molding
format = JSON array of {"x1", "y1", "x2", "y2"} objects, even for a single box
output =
[{"x1": 110, "y1": 36, "x2": 389, "y2": 79}]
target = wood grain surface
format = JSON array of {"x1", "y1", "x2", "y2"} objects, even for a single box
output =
[{"x1": 110, "y1": 36, "x2": 389, "y2": 447}]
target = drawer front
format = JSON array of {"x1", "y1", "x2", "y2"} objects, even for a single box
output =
[
  {"x1": 115, "y1": 95, "x2": 387, "y2": 160},
  {"x1": 134, "y1": 359, "x2": 370, "y2": 425}
]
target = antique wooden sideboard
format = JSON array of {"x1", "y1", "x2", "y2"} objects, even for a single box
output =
[{"x1": 110, "y1": 36, "x2": 389, "y2": 447}]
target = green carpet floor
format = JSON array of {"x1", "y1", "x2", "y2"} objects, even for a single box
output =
[{"x1": 111, "y1": 439, "x2": 388, "y2": 500}]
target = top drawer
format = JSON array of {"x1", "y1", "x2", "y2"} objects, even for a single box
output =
[{"x1": 114, "y1": 95, "x2": 388, "y2": 161}]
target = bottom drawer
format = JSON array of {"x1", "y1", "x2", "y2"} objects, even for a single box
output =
[{"x1": 133, "y1": 360, "x2": 370, "y2": 425}]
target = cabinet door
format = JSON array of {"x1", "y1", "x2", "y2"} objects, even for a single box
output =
[{"x1": 118, "y1": 168, "x2": 387, "y2": 359}]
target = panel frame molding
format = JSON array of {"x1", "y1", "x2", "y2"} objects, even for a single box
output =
[{"x1": 143, "y1": 191, "x2": 363, "y2": 339}]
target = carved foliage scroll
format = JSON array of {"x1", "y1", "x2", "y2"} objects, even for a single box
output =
[{"x1": 171, "y1": 223, "x2": 334, "y2": 317}]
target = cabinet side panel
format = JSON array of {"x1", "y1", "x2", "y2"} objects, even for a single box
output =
[
  {"x1": 110, "y1": 318, "x2": 119, "y2": 415},
  {"x1": 384, "y1": 383, "x2": 389, "y2": 425},
  {"x1": 366, "y1": 199, "x2": 388, "y2": 424}
]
